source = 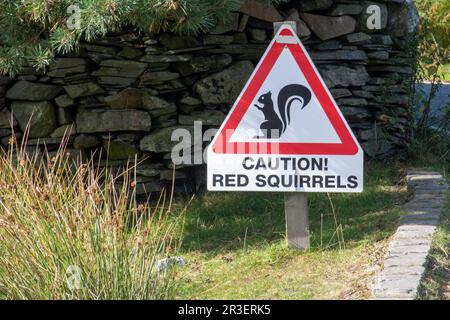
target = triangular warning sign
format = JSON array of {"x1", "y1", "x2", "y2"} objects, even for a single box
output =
[{"x1": 210, "y1": 24, "x2": 360, "y2": 156}]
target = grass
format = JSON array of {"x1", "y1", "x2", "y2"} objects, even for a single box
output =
[
  {"x1": 0, "y1": 137, "x2": 410, "y2": 300},
  {"x1": 170, "y1": 163, "x2": 409, "y2": 299},
  {"x1": 0, "y1": 138, "x2": 181, "y2": 299}
]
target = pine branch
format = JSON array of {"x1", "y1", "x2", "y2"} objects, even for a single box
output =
[{"x1": 0, "y1": 0, "x2": 279, "y2": 77}]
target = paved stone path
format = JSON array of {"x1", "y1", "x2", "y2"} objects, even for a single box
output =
[{"x1": 371, "y1": 170, "x2": 449, "y2": 300}]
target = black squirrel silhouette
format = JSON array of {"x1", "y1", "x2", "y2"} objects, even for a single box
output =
[{"x1": 253, "y1": 84, "x2": 312, "y2": 139}]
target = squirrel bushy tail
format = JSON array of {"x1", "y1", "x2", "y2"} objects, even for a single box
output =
[{"x1": 277, "y1": 84, "x2": 311, "y2": 133}]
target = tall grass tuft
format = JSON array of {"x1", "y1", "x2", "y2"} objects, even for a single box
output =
[{"x1": 0, "y1": 132, "x2": 182, "y2": 299}]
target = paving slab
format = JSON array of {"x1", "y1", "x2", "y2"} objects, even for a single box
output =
[
  {"x1": 371, "y1": 170, "x2": 448, "y2": 300},
  {"x1": 381, "y1": 265, "x2": 426, "y2": 276},
  {"x1": 400, "y1": 212, "x2": 441, "y2": 221}
]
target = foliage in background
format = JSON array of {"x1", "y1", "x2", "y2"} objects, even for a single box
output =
[
  {"x1": 0, "y1": 0, "x2": 280, "y2": 77},
  {"x1": 416, "y1": 0, "x2": 449, "y2": 51},
  {"x1": 0, "y1": 133, "x2": 182, "y2": 299},
  {"x1": 409, "y1": 0, "x2": 449, "y2": 165},
  {"x1": 414, "y1": 0, "x2": 449, "y2": 83}
]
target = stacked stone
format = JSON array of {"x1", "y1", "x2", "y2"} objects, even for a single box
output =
[
  {"x1": 0, "y1": 0, "x2": 418, "y2": 194},
  {"x1": 0, "y1": 76, "x2": 15, "y2": 143}
]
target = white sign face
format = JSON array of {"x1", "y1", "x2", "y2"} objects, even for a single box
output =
[{"x1": 207, "y1": 24, "x2": 364, "y2": 193}]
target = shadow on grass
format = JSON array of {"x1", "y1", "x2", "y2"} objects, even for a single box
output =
[{"x1": 179, "y1": 163, "x2": 408, "y2": 254}]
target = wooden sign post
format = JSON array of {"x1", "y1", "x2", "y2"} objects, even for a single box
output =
[
  {"x1": 285, "y1": 192, "x2": 309, "y2": 249},
  {"x1": 274, "y1": 21, "x2": 310, "y2": 250}
]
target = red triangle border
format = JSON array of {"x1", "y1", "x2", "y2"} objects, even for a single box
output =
[{"x1": 212, "y1": 29, "x2": 359, "y2": 156}]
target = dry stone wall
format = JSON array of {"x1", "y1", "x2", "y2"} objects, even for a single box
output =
[{"x1": 0, "y1": 0, "x2": 419, "y2": 194}]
